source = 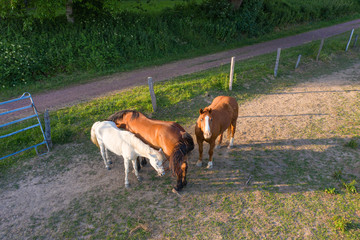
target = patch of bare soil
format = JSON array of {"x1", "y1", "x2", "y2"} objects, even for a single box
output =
[
  {"x1": 1, "y1": 63, "x2": 360, "y2": 239},
  {"x1": 0, "y1": 143, "x2": 122, "y2": 238}
]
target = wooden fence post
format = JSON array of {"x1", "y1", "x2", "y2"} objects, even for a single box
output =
[
  {"x1": 147, "y1": 77, "x2": 157, "y2": 112},
  {"x1": 346, "y1": 29, "x2": 354, "y2": 52},
  {"x1": 316, "y1": 38, "x2": 324, "y2": 61},
  {"x1": 44, "y1": 109, "x2": 53, "y2": 149},
  {"x1": 274, "y1": 48, "x2": 281, "y2": 77},
  {"x1": 229, "y1": 57, "x2": 235, "y2": 91},
  {"x1": 295, "y1": 54, "x2": 302, "y2": 69}
]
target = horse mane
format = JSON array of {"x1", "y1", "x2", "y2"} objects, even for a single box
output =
[
  {"x1": 169, "y1": 132, "x2": 194, "y2": 175},
  {"x1": 107, "y1": 109, "x2": 142, "y2": 122},
  {"x1": 181, "y1": 132, "x2": 195, "y2": 153}
]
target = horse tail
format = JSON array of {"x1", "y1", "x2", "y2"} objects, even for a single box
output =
[
  {"x1": 169, "y1": 133, "x2": 194, "y2": 175},
  {"x1": 90, "y1": 122, "x2": 100, "y2": 148}
]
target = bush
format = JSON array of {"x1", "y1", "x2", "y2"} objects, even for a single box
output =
[
  {"x1": 0, "y1": 41, "x2": 37, "y2": 88},
  {"x1": 0, "y1": 0, "x2": 359, "y2": 89}
]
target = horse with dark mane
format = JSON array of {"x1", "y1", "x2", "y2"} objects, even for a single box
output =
[
  {"x1": 195, "y1": 96, "x2": 238, "y2": 169},
  {"x1": 107, "y1": 110, "x2": 194, "y2": 191}
]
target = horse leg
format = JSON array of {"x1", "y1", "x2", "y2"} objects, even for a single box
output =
[
  {"x1": 140, "y1": 157, "x2": 147, "y2": 167},
  {"x1": 181, "y1": 161, "x2": 188, "y2": 187},
  {"x1": 216, "y1": 133, "x2": 223, "y2": 149},
  {"x1": 196, "y1": 139, "x2": 204, "y2": 167},
  {"x1": 100, "y1": 144, "x2": 111, "y2": 170},
  {"x1": 136, "y1": 157, "x2": 141, "y2": 172},
  {"x1": 207, "y1": 140, "x2": 216, "y2": 169},
  {"x1": 105, "y1": 148, "x2": 112, "y2": 165},
  {"x1": 124, "y1": 158, "x2": 131, "y2": 188},
  {"x1": 228, "y1": 119, "x2": 237, "y2": 149},
  {"x1": 132, "y1": 159, "x2": 143, "y2": 182}
]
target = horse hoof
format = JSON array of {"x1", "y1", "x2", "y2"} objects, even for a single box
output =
[
  {"x1": 125, "y1": 183, "x2": 130, "y2": 188},
  {"x1": 206, "y1": 162, "x2": 213, "y2": 169},
  {"x1": 137, "y1": 176, "x2": 143, "y2": 182},
  {"x1": 229, "y1": 138, "x2": 234, "y2": 148},
  {"x1": 108, "y1": 160, "x2": 113, "y2": 165},
  {"x1": 172, "y1": 188, "x2": 182, "y2": 196},
  {"x1": 107, "y1": 166, "x2": 111, "y2": 170},
  {"x1": 215, "y1": 145, "x2": 221, "y2": 149},
  {"x1": 196, "y1": 161, "x2": 202, "y2": 167}
]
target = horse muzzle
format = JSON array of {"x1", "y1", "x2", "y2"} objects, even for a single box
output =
[
  {"x1": 158, "y1": 170, "x2": 165, "y2": 177},
  {"x1": 204, "y1": 132, "x2": 212, "y2": 140}
]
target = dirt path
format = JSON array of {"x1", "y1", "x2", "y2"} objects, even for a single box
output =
[
  {"x1": 1, "y1": 62, "x2": 360, "y2": 239},
  {"x1": 2, "y1": 19, "x2": 360, "y2": 116}
]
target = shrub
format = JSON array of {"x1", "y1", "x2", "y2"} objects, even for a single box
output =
[
  {"x1": 0, "y1": 41, "x2": 37, "y2": 88},
  {"x1": 324, "y1": 187, "x2": 338, "y2": 195},
  {"x1": 343, "y1": 180, "x2": 358, "y2": 194}
]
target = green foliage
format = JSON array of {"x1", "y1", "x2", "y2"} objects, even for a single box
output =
[
  {"x1": 0, "y1": 41, "x2": 39, "y2": 88},
  {"x1": 332, "y1": 215, "x2": 352, "y2": 232},
  {"x1": 343, "y1": 180, "x2": 358, "y2": 194},
  {"x1": 324, "y1": 187, "x2": 338, "y2": 195},
  {"x1": 1, "y1": 0, "x2": 359, "y2": 90},
  {"x1": 263, "y1": 0, "x2": 358, "y2": 26}
]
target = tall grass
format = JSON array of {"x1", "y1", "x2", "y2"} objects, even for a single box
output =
[{"x1": 0, "y1": 0, "x2": 359, "y2": 91}]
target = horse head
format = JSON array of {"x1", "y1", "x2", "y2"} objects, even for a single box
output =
[
  {"x1": 148, "y1": 148, "x2": 165, "y2": 177},
  {"x1": 197, "y1": 107, "x2": 214, "y2": 140}
]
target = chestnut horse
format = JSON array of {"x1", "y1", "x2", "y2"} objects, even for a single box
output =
[
  {"x1": 107, "y1": 110, "x2": 194, "y2": 191},
  {"x1": 195, "y1": 96, "x2": 238, "y2": 169}
]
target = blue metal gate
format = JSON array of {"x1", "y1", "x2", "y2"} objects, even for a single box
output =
[{"x1": 0, "y1": 92, "x2": 50, "y2": 160}]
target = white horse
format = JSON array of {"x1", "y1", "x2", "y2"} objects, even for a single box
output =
[{"x1": 91, "y1": 121, "x2": 165, "y2": 188}]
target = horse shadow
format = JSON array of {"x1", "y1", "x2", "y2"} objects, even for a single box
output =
[{"x1": 184, "y1": 136, "x2": 360, "y2": 195}]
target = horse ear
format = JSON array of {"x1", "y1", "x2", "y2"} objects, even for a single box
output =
[
  {"x1": 208, "y1": 108, "x2": 212, "y2": 114},
  {"x1": 199, "y1": 109, "x2": 204, "y2": 114}
]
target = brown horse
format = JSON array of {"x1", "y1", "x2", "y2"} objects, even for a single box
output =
[
  {"x1": 195, "y1": 96, "x2": 238, "y2": 169},
  {"x1": 107, "y1": 110, "x2": 194, "y2": 191}
]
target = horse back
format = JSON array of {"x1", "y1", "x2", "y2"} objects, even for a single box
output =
[
  {"x1": 129, "y1": 116, "x2": 187, "y2": 156},
  {"x1": 210, "y1": 96, "x2": 238, "y2": 117},
  {"x1": 209, "y1": 96, "x2": 238, "y2": 133}
]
